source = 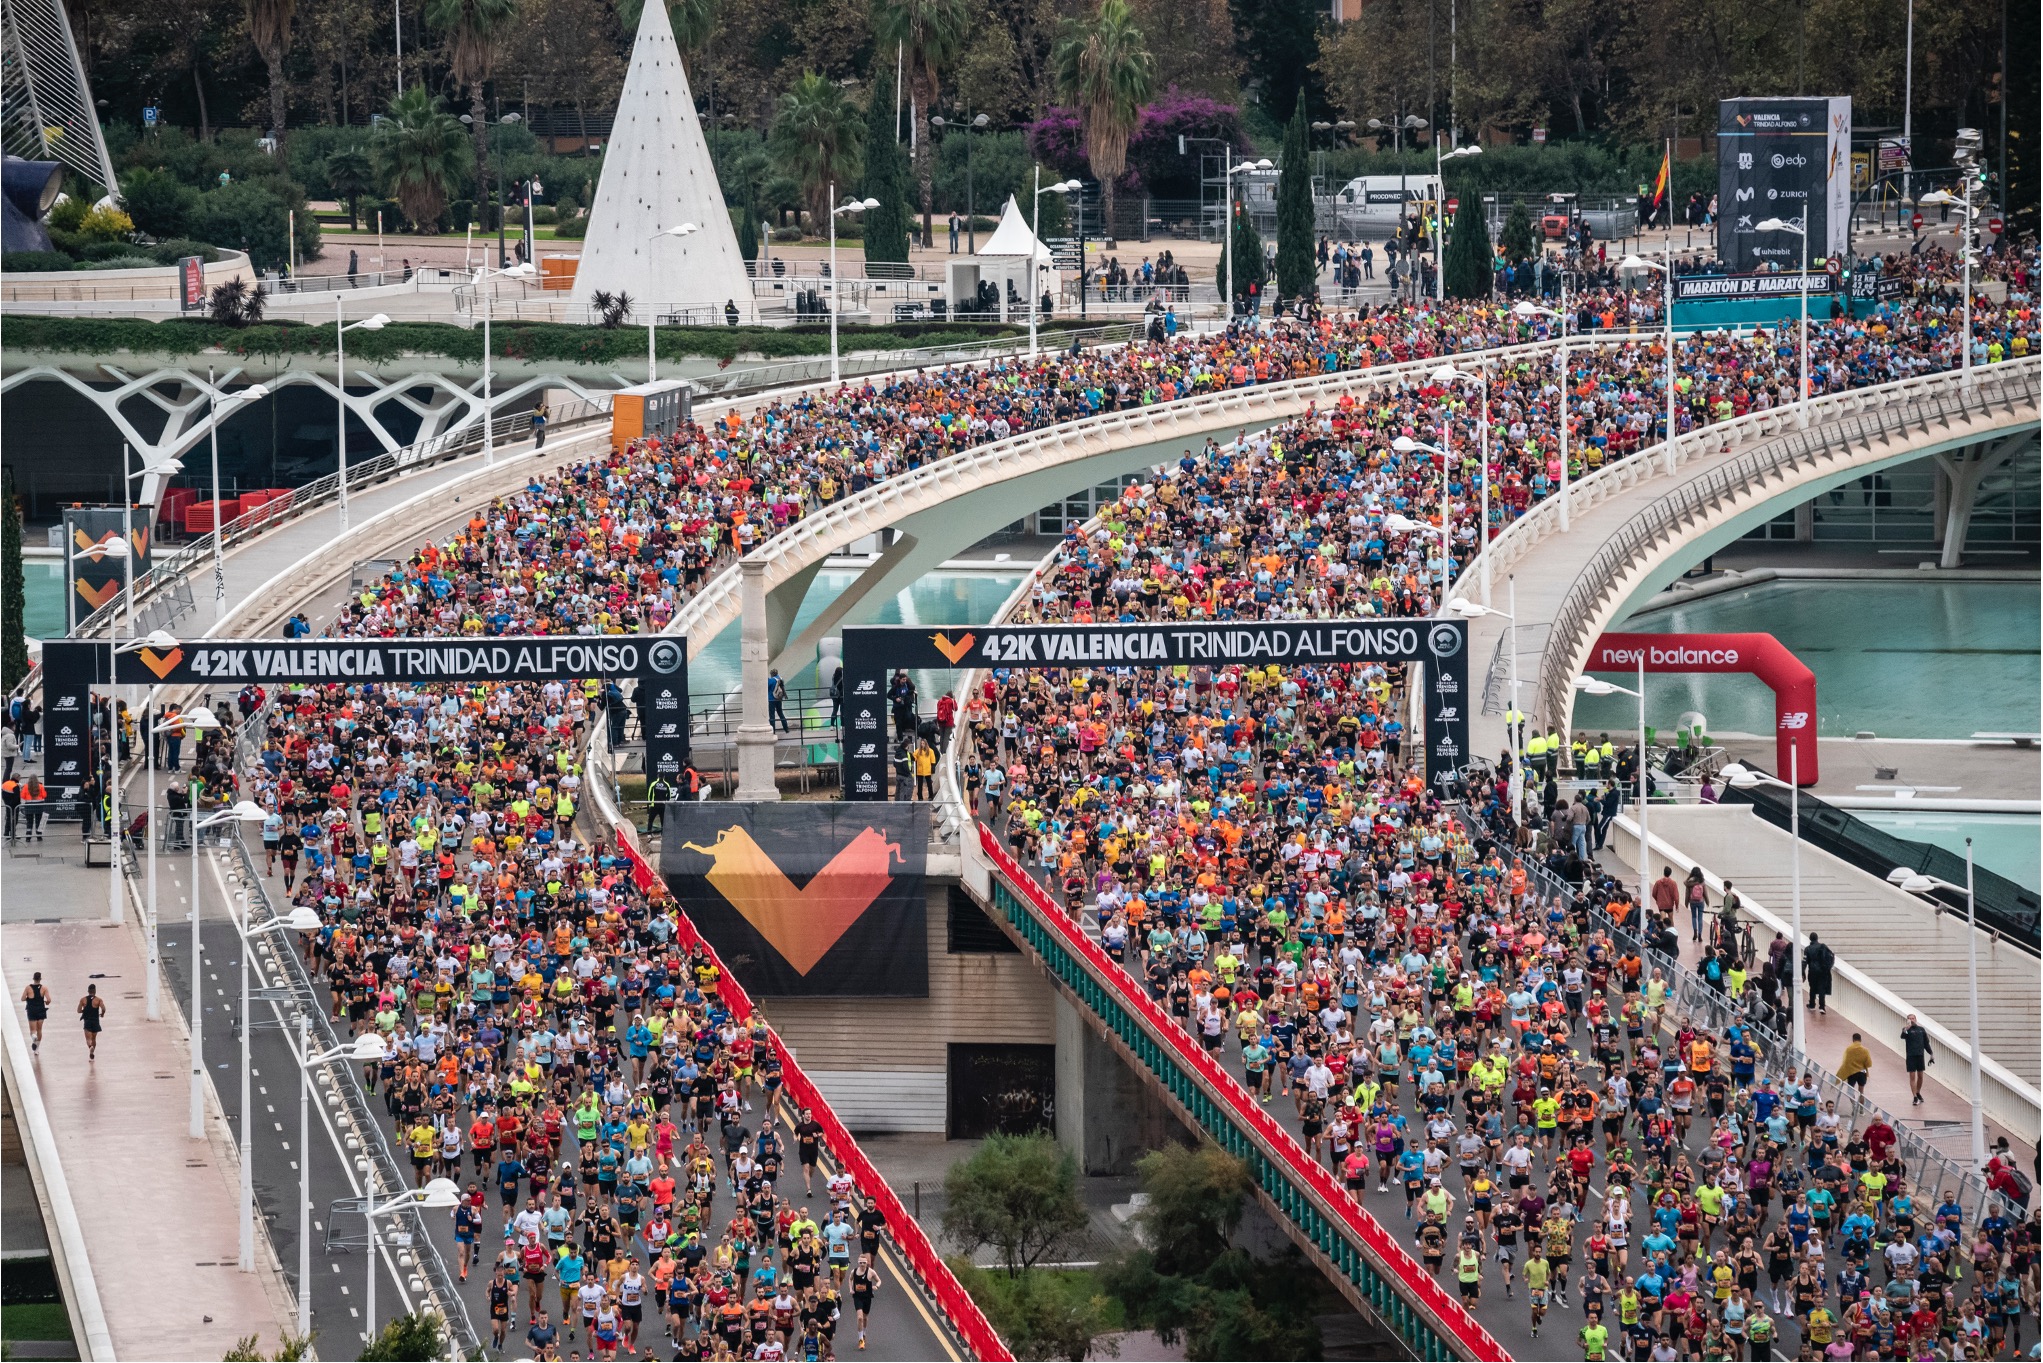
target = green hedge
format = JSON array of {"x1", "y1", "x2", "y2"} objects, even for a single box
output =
[{"x1": 1, "y1": 315, "x2": 1061, "y2": 365}]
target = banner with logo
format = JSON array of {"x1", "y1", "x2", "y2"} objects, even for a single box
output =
[
  {"x1": 1585, "y1": 631, "x2": 1817, "y2": 784},
  {"x1": 38, "y1": 642, "x2": 94, "y2": 817},
  {"x1": 1717, "y1": 97, "x2": 1851, "y2": 273},
  {"x1": 659, "y1": 803, "x2": 929, "y2": 996},
  {"x1": 841, "y1": 619, "x2": 1470, "y2": 800},
  {"x1": 1672, "y1": 271, "x2": 1836, "y2": 301},
  {"x1": 61, "y1": 509, "x2": 148, "y2": 632}
]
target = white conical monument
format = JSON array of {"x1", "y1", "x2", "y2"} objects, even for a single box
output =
[{"x1": 568, "y1": 0, "x2": 751, "y2": 315}]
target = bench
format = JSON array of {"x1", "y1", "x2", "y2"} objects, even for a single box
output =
[{"x1": 1971, "y1": 731, "x2": 2041, "y2": 748}]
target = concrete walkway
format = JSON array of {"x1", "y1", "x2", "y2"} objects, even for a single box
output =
[{"x1": 2, "y1": 845, "x2": 298, "y2": 1360}]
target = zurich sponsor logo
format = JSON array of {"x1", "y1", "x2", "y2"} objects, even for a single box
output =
[
  {"x1": 1426, "y1": 623, "x2": 1461, "y2": 658},
  {"x1": 647, "y1": 638, "x2": 685, "y2": 675}
]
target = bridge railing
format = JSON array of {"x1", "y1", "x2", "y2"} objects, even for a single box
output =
[
  {"x1": 973, "y1": 827, "x2": 1506, "y2": 1362},
  {"x1": 1530, "y1": 359, "x2": 2040, "y2": 729}
]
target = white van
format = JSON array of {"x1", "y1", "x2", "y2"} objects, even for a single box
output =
[{"x1": 1333, "y1": 174, "x2": 1443, "y2": 234}]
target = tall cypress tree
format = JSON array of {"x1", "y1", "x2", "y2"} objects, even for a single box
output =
[
  {"x1": 2, "y1": 469, "x2": 26, "y2": 694},
  {"x1": 1275, "y1": 91, "x2": 1315, "y2": 304},
  {"x1": 1215, "y1": 202, "x2": 1267, "y2": 310},
  {"x1": 1443, "y1": 195, "x2": 1494, "y2": 300},
  {"x1": 858, "y1": 67, "x2": 913, "y2": 265}
]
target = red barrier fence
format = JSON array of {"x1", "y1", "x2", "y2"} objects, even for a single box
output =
[
  {"x1": 612, "y1": 832, "x2": 1014, "y2": 1363},
  {"x1": 978, "y1": 826, "x2": 1507, "y2": 1363}
]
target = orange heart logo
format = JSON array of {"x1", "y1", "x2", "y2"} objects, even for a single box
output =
[
  {"x1": 678, "y1": 827, "x2": 901, "y2": 973},
  {"x1": 138, "y1": 646, "x2": 185, "y2": 679},
  {"x1": 74, "y1": 578, "x2": 120, "y2": 609},
  {"x1": 931, "y1": 631, "x2": 976, "y2": 666}
]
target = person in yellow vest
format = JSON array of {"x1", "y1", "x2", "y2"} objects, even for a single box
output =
[
  {"x1": 1581, "y1": 741, "x2": 1601, "y2": 778},
  {"x1": 1525, "y1": 731, "x2": 1547, "y2": 780},
  {"x1": 1542, "y1": 730, "x2": 1561, "y2": 778},
  {"x1": 1598, "y1": 734, "x2": 1616, "y2": 767}
]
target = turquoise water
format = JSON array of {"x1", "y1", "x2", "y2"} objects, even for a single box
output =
[
  {"x1": 1853, "y1": 809, "x2": 2042, "y2": 892},
  {"x1": 23, "y1": 561, "x2": 65, "y2": 639},
  {"x1": 1575, "y1": 580, "x2": 2041, "y2": 740},
  {"x1": 688, "y1": 568, "x2": 1028, "y2": 709}
]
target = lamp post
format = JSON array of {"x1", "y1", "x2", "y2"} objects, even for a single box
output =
[
  {"x1": 1918, "y1": 190, "x2": 1975, "y2": 388},
  {"x1": 1573, "y1": 662, "x2": 1648, "y2": 917},
  {"x1": 1722, "y1": 757, "x2": 1805, "y2": 1054},
  {"x1": 233, "y1": 902, "x2": 324, "y2": 1272},
  {"x1": 1887, "y1": 848, "x2": 1986, "y2": 1170},
  {"x1": 1431, "y1": 363, "x2": 1490, "y2": 601},
  {"x1": 361, "y1": 1179, "x2": 463, "y2": 1345},
  {"x1": 825, "y1": 189, "x2": 879, "y2": 384},
  {"x1": 334, "y1": 307, "x2": 391, "y2": 528},
  {"x1": 1390, "y1": 434, "x2": 1453, "y2": 602},
  {"x1": 1450, "y1": 590, "x2": 1522, "y2": 815},
  {"x1": 472, "y1": 262, "x2": 534, "y2": 467},
  {"x1": 149, "y1": 701, "x2": 223, "y2": 1019},
  {"x1": 459, "y1": 111, "x2": 524, "y2": 273},
  {"x1": 1432, "y1": 145, "x2": 1481, "y2": 301},
  {"x1": 205, "y1": 378, "x2": 271, "y2": 622},
  {"x1": 1222, "y1": 158, "x2": 1274, "y2": 322},
  {"x1": 1513, "y1": 293, "x2": 1572, "y2": 531},
  {"x1": 1365, "y1": 114, "x2": 1428, "y2": 300},
  {"x1": 931, "y1": 114, "x2": 991, "y2": 253},
  {"x1": 1754, "y1": 216, "x2": 1812, "y2": 422},
  {"x1": 1029, "y1": 171, "x2": 1080, "y2": 359},
  {"x1": 100, "y1": 465, "x2": 181, "y2": 926},
  {"x1": 189, "y1": 801, "x2": 269, "y2": 1138},
  {"x1": 293, "y1": 1032, "x2": 389, "y2": 1335},
  {"x1": 645, "y1": 225, "x2": 699, "y2": 383},
  {"x1": 1620, "y1": 253, "x2": 1676, "y2": 472}
]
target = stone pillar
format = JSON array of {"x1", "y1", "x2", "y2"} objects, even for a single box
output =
[
  {"x1": 734, "y1": 558, "x2": 781, "y2": 801},
  {"x1": 1793, "y1": 499, "x2": 1815, "y2": 543}
]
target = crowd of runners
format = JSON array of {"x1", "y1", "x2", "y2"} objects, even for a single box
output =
[{"x1": 171, "y1": 260, "x2": 2040, "y2": 1360}]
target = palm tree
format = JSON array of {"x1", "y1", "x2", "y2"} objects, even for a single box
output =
[
  {"x1": 617, "y1": 0, "x2": 718, "y2": 52},
  {"x1": 424, "y1": 0, "x2": 520, "y2": 225},
  {"x1": 1053, "y1": 0, "x2": 1153, "y2": 246},
  {"x1": 769, "y1": 72, "x2": 864, "y2": 233},
  {"x1": 326, "y1": 147, "x2": 374, "y2": 230},
  {"x1": 243, "y1": 0, "x2": 295, "y2": 154},
  {"x1": 371, "y1": 87, "x2": 469, "y2": 230},
  {"x1": 871, "y1": 0, "x2": 972, "y2": 245}
]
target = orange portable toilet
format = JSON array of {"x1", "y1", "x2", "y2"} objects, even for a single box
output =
[{"x1": 610, "y1": 379, "x2": 694, "y2": 453}]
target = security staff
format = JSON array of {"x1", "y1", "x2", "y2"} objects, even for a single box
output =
[
  {"x1": 1525, "y1": 730, "x2": 1547, "y2": 778},
  {"x1": 646, "y1": 774, "x2": 676, "y2": 833},
  {"x1": 1598, "y1": 733, "x2": 1616, "y2": 768},
  {"x1": 1541, "y1": 730, "x2": 1561, "y2": 779},
  {"x1": 1580, "y1": 739, "x2": 1601, "y2": 778}
]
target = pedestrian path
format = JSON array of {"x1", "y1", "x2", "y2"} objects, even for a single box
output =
[{"x1": 3, "y1": 861, "x2": 297, "y2": 1360}]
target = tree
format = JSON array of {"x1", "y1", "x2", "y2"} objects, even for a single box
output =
[
  {"x1": 1052, "y1": 0, "x2": 1153, "y2": 244},
  {"x1": 616, "y1": 0, "x2": 719, "y2": 52},
  {"x1": 769, "y1": 72, "x2": 865, "y2": 232},
  {"x1": 950, "y1": 1261, "x2": 1115, "y2": 1362},
  {"x1": 325, "y1": 148, "x2": 374, "y2": 230},
  {"x1": 1274, "y1": 90, "x2": 1314, "y2": 303},
  {"x1": 1128, "y1": 1144, "x2": 1250, "y2": 1276},
  {"x1": 243, "y1": 0, "x2": 296, "y2": 153},
  {"x1": 1226, "y1": 0, "x2": 1322, "y2": 122},
  {"x1": 425, "y1": 0, "x2": 520, "y2": 223},
  {"x1": 1442, "y1": 193, "x2": 1492, "y2": 300},
  {"x1": 1, "y1": 470, "x2": 26, "y2": 696},
  {"x1": 940, "y1": 1133, "x2": 1087, "y2": 1279},
  {"x1": 118, "y1": 167, "x2": 197, "y2": 239},
  {"x1": 357, "y1": 1311, "x2": 446, "y2": 1361},
  {"x1": 872, "y1": 0, "x2": 974, "y2": 245},
  {"x1": 858, "y1": 64, "x2": 913, "y2": 262},
  {"x1": 1499, "y1": 201, "x2": 1537, "y2": 263},
  {"x1": 370, "y1": 87, "x2": 469, "y2": 230}
]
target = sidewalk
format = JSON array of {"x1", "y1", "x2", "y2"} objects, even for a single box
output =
[{"x1": 2, "y1": 850, "x2": 296, "y2": 1360}]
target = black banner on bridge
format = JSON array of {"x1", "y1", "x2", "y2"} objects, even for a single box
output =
[
  {"x1": 840, "y1": 619, "x2": 1471, "y2": 800},
  {"x1": 41, "y1": 632, "x2": 689, "y2": 806},
  {"x1": 659, "y1": 803, "x2": 929, "y2": 997}
]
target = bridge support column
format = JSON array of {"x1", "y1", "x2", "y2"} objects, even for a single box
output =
[
  {"x1": 1935, "y1": 435, "x2": 2028, "y2": 568},
  {"x1": 1053, "y1": 993, "x2": 1181, "y2": 1174},
  {"x1": 733, "y1": 558, "x2": 781, "y2": 801}
]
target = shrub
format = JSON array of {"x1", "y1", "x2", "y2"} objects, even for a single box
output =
[
  {"x1": 186, "y1": 182, "x2": 297, "y2": 271},
  {"x1": 119, "y1": 167, "x2": 196, "y2": 239},
  {"x1": 771, "y1": 226, "x2": 803, "y2": 241},
  {"x1": 45, "y1": 196, "x2": 89, "y2": 233},
  {"x1": 529, "y1": 205, "x2": 556, "y2": 224},
  {"x1": 148, "y1": 239, "x2": 221, "y2": 265},
  {"x1": 87, "y1": 255, "x2": 160, "y2": 270},
  {"x1": 77, "y1": 204, "x2": 136, "y2": 242},
  {"x1": 448, "y1": 199, "x2": 475, "y2": 229},
  {"x1": 80, "y1": 240, "x2": 136, "y2": 262},
  {"x1": 552, "y1": 211, "x2": 587, "y2": 239},
  {"x1": 0, "y1": 251, "x2": 75, "y2": 272}
]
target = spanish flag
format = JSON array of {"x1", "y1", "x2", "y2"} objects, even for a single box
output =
[{"x1": 1651, "y1": 144, "x2": 1671, "y2": 214}]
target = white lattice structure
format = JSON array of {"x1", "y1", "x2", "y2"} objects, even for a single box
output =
[
  {"x1": 1, "y1": 0, "x2": 117, "y2": 195},
  {"x1": 568, "y1": 0, "x2": 749, "y2": 313}
]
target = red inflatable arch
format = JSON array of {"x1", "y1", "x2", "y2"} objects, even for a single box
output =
[{"x1": 1585, "y1": 632, "x2": 1818, "y2": 785}]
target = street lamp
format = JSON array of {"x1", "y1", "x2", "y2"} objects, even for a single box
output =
[
  {"x1": 292, "y1": 1032, "x2": 389, "y2": 1336},
  {"x1": 1754, "y1": 216, "x2": 1813, "y2": 422},
  {"x1": 1431, "y1": 363, "x2": 1490, "y2": 601},
  {"x1": 1887, "y1": 848, "x2": 1986, "y2": 1170},
  {"x1": 1513, "y1": 296, "x2": 1573, "y2": 532},
  {"x1": 1721, "y1": 759, "x2": 1804, "y2": 1054},
  {"x1": 234, "y1": 901, "x2": 324, "y2": 1272},
  {"x1": 1432, "y1": 145, "x2": 1481, "y2": 301},
  {"x1": 1918, "y1": 190, "x2": 1975, "y2": 387},
  {"x1": 147, "y1": 701, "x2": 222, "y2": 1019},
  {"x1": 188, "y1": 800, "x2": 269, "y2": 1138},
  {"x1": 1030, "y1": 172, "x2": 1081, "y2": 358},
  {"x1": 931, "y1": 113, "x2": 991, "y2": 253},
  {"x1": 1574, "y1": 666, "x2": 1648, "y2": 917},
  {"x1": 1391, "y1": 434, "x2": 1454, "y2": 601},
  {"x1": 361, "y1": 1178, "x2": 463, "y2": 1346},
  {"x1": 473, "y1": 262, "x2": 534, "y2": 467},
  {"x1": 458, "y1": 110, "x2": 524, "y2": 271},
  {"x1": 205, "y1": 378, "x2": 271, "y2": 622},
  {"x1": 1367, "y1": 116, "x2": 1428, "y2": 298},
  {"x1": 334, "y1": 308, "x2": 390, "y2": 525},
  {"x1": 94, "y1": 527, "x2": 163, "y2": 926},
  {"x1": 1619, "y1": 252, "x2": 1677, "y2": 474},
  {"x1": 1450, "y1": 588, "x2": 1524, "y2": 814},
  {"x1": 826, "y1": 190, "x2": 878, "y2": 384},
  {"x1": 646, "y1": 225, "x2": 699, "y2": 382},
  {"x1": 1222, "y1": 158, "x2": 1274, "y2": 321}
]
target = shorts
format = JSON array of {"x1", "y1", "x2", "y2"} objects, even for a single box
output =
[
  {"x1": 622, "y1": 1304, "x2": 642, "y2": 1322},
  {"x1": 1458, "y1": 1279, "x2": 1480, "y2": 1300},
  {"x1": 1529, "y1": 1288, "x2": 1549, "y2": 1308},
  {"x1": 1495, "y1": 1244, "x2": 1517, "y2": 1263}
]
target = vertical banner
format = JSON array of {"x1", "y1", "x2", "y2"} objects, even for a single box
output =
[
  {"x1": 659, "y1": 803, "x2": 929, "y2": 996},
  {"x1": 38, "y1": 639, "x2": 103, "y2": 817},
  {"x1": 1717, "y1": 97, "x2": 1852, "y2": 272},
  {"x1": 61, "y1": 509, "x2": 147, "y2": 633},
  {"x1": 180, "y1": 256, "x2": 206, "y2": 309},
  {"x1": 1823, "y1": 97, "x2": 1852, "y2": 261},
  {"x1": 840, "y1": 630, "x2": 890, "y2": 799},
  {"x1": 1423, "y1": 621, "x2": 1472, "y2": 794},
  {"x1": 636, "y1": 636, "x2": 691, "y2": 784}
]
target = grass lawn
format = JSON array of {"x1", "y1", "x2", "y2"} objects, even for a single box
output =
[{"x1": 1, "y1": 1302, "x2": 74, "y2": 1342}]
